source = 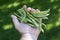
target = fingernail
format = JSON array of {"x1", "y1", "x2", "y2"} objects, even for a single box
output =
[
  {"x1": 27, "y1": 7, "x2": 32, "y2": 12},
  {"x1": 11, "y1": 15, "x2": 17, "y2": 19},
  {"x1": 36, "y1": 9, "x2": 40, "y2": 12},
  {"x1": 23, "y1": 5, "x2": 27, "y2": 9},
  {"x1": 31, "y1": 8, "x2": 36, "y2": 12}
]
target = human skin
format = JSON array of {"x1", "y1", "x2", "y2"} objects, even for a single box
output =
[{"x1": 11, "y1": 5, "x2": 41, "y2": 40}]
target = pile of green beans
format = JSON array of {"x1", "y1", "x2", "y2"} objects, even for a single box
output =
[{"x1": 14, "y1": 8, "x2": 50, "y2": 32}]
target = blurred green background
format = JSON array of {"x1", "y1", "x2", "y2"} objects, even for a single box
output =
[{"x1": 0, "y1": 0, "x2": 60, "y2": 40}]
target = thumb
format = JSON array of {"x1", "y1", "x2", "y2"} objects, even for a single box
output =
[{"x1": 11, "y1": 15, "x2": 20, "y2": 26}]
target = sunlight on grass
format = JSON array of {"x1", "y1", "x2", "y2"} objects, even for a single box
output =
[
  {"x1": 13, "y1": 2, "x2": 20, "y2": 7},
  {"x1": 0, "y1": 2, "x2": 20, "y2": 9},
  {"x1": 7, "y1": 2, "x2": 20, "y2": 8},
  {"x1": 55, "y1": 21, "x2": 60, "y2": 26},
  {"x1": 22, "y1": 0, "x2": 29, "y2": 3},
  {"x1": 55, "y1": 17, "x2": 60, "y2": 26},
  {"x1": 30, "y1": 0, "x2": 34, "y2": 2},
  {"x1": 58, "y1": 8, "x2": 60, "y2": 12},
  {"x1": 53, "y1": 5, "x2": 58, "y2": 9},
  {"x1": 22, "y1": 0, "x2": 34, "y2": 4},
  {"x1": 50, "y1": 0, "x2": 54, "y2": 2},
  {"x1": 45, "y1": 23, "x2": 53, "y2": 31},
  {"x1": 51, "y1": 32, "x2": 60, "y2": 40},
  {"x1": 46, "y1": 16, "x2": 60, "y2": 31},
  {"x1": 55, "y1": 9, "x2": 60, "y2": 26},
  {"x1": 50, "y1": 0, "x2": 58, "y2": 3},
  {"x1": 0, "y1": 5, "x2": 6, "y2": 9},
  {"x1": 3, "y1": 24, "x2": 13, "y2": 30},
  {"x1": 7, "y1": 4, "x2": 13, "y2": 8}
]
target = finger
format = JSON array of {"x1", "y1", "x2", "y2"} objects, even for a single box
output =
[
  {"x1": 11, "y1": 15, "x2": 20, "y2": 26},
  {"x1": 36, "y1": 9, "x2": 40, "y2": 12},
  {"x1": 23, "y1": 5, "x2": 27, "y2": 9},
  {"x1": 31, "y1": 8, "x2": 36, "y2": 12},
  {"x1": 27, "y1": 7, "x2": 32, "y2": 12}
]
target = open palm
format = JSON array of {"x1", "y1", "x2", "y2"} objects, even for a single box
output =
[{"x1": 11, "y1": 15, "x2": 40, "y2": 37}]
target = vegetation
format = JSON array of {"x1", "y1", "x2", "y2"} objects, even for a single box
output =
[{"x1": 0, "y1": 0, "x2": 60, "y2": 40}]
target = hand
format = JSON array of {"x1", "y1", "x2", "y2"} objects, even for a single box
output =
[
  {"x1": 11, "y1": 15, "x2": 40, "y2": 35},
  {"x1": 11, "y1": 5, "x2": 41, "y2": 40}
]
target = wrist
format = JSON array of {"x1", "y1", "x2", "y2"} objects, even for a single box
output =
[{"x1": 20, "y1": 33, "x2": 38, "y2": 40}]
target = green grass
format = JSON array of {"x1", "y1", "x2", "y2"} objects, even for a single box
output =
[{"x1": 0, "y1": 0, "x2": 60, "y2": 40}]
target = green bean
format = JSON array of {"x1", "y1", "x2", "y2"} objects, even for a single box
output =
[
  {"x1": 27, "y1": 14, "x2": 39, "y2": 27},
  {"x1": 20, "y1": 8, "x2": 26, "y2": 22},
  {"x1": 17, "y1": 9, "x2": 23, "y2": 17},
  {"x1": 26, "y1": 11, "x2": 39, "y2": 23},
  {"x1": 26, "y1": 18, "x2": 33, "y2": 23},
  {"x1": 24, "y1": 10, "x2": 39, "y2": 27},
  {"x1": 17, "y1": 8, "x2": 26, "y2": 22},
  {"x1": 14, "y1": 7, "x2": 50, "y2": 33},
  {"x1": 31, "y1": 12, "x2": 49, "y2": 18},
  {"x1": 27, "y1": 23, "x2": 35, "y2": 27},
  {"x1": 42, "y1": 23, "x2": 46, "y2": 27},
  {"x1": 14, "y1": 13, "x2": 22, "y2": 19},
  {"x1": 17, "y1": 9, "x2": 24, "y2": 22},
  {"x1": 39, "y1": 18, "x2": 44, "y2": 32}
]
